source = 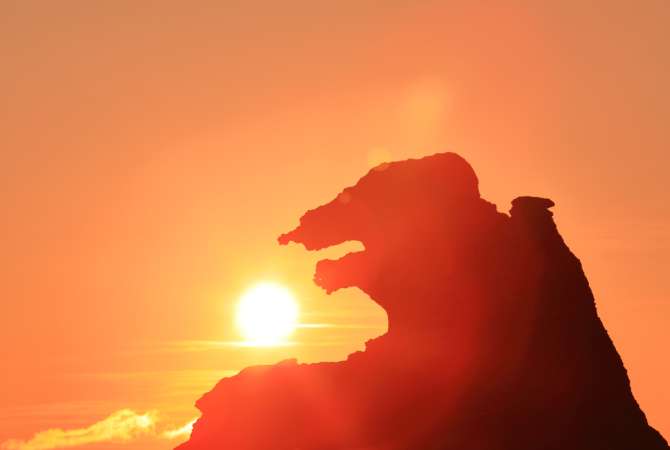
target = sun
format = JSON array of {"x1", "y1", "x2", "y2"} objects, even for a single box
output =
[{"x1": 236, "y1": 282, "x2": 299, "y2": 346}]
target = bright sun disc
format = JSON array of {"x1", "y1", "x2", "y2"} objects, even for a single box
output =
[{"x1": 236, "y1": 282, "x2": 299, "y2": 346}]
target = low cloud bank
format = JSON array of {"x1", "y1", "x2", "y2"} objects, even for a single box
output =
[{"x1": 1, "y1": 409, "x2": 196, "y2": 450}]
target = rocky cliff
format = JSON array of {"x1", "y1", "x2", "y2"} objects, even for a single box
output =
[{"x1": 177, "y1": 153, "x2": 668, "y2": 450}]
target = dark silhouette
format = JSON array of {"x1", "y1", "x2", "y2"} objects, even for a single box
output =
[{"x1": 177, "y1": 153, "x2": 668, "y2": 450}]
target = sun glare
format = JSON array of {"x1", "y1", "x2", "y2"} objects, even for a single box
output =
[{"x1": 236, "y1": 282, "x2": 299, "y2": 346}]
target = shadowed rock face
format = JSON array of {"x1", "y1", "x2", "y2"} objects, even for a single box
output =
[{"x1": 177, "y1": 153, "x2": 668, "y2": 450}]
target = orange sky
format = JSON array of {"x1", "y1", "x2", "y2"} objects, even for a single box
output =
[{"x1": 1, "y1": 2, "x2": 668, "y2": 449}]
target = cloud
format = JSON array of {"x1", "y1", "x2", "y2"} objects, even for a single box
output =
[
  {"x1": 1, "y1": 410, "x2": 200, "y2": 450},
  {"x1": 163, "y1": 419, "x2": 197, "y2": 439},
  {"x1": 1, "y1": 409, "x2": 156, "y2": 450}
]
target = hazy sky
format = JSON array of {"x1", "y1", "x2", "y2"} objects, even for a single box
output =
[{"x1": 1, "y1": 2, "x2": 668, "y2": 449}]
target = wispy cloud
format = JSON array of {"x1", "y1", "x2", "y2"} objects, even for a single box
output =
[
  {"x1": 163, "y1": 418, "x2": 197, "y2": 439},
  {"x1": 297, "y1": 323, "x2": 382, "y2": 329},
  {"x1": 158, "y1": 324, "x2": 385, "y2": 352},
  {"x1": 0, "y1": 409, "x2": 199, "y2": 450},
  {"x1": 159, "y1": 338, "x2": 369, "y2": 350},
  {"x1": 0, "y1": 409, "x2": 156, "y2": 450}
]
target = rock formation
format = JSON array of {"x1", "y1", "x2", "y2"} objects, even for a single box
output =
[{"x1": 176, "y1": 153, "x2": 668, "y2": 450}]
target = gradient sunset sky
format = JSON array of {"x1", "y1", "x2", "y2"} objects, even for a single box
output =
[{"x1": 1, "y1": 2, "x2": 668, "y2": 449}]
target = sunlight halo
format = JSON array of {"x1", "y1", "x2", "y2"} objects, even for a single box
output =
[{"x1": 236, "y1": 282, "x2": 299, "y2": 346}]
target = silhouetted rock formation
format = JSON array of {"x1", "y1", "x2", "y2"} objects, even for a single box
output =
[{"x1": 177, "y1": 153, "x2": 668, "y2": 450}]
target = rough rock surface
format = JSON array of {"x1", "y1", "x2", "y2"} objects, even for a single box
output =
[{"x1": 176, "y1": 153, "x2": 668, "y2": 450}]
